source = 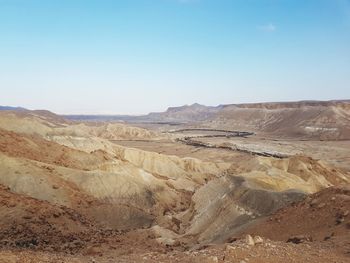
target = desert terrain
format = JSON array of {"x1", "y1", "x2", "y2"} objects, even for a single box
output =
[{"x1": 0, "y1": 100, "x2": 349, "y2": 262}]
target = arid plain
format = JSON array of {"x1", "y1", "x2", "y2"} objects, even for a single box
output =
[{"x1": 0, "y1": 100, "x2": 349, "y2": 262}]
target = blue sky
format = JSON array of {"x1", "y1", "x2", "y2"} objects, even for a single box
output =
[{"x1": 0, "y1": 0, "x2": 349, "y2": 114}]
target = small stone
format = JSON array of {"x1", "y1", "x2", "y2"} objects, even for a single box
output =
[
  {"x1": 253, "y1": 236, "x2": 263, "y2": 244},
  {"x1": 156, "y1": 237, "x2": 176, "y2": 246},
  {"x1": 245, "y1": 235, "x2": 255, "y2": 246},
  {"x1": 226, "y1": 245, "x2": 236, "y2": 252},
  {"x1": 205, "y1": 256, "x2": 218, "y2": 263},
  {"x1": 310, "y1": 199, "x2": 318, "y2": 207},
  {"x1": 53, "y1": 212, "x2": 60, "y2": 218},
  {"x1": 83, "y1": 246, "x2": 102, "y2": 256},
  {"x1": 287, "y1": 235, "x2": 312, "y2": 244},
  {"x1": 336, "y1": 217, "x2": 344, "y2": 224},
  {"x1": 323, "y1": 235, "x2": 332, "y2": 241},
  {"x1": 317, "y1": 203, "x2": 326, "y2": 209}
]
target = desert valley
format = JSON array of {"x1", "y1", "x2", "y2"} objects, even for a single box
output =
[{"x1": 0, "y1": 100, "x2": 349, "y2": 262}]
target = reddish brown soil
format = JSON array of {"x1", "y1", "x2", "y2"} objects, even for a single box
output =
[
  {"x1": 0, "y1": 239, "x2": 348, "y2": 263},
  {"x1": 0, "y1": 182, "x2": 349, "y2": 262},
  {"x1": 0, "y1": 184, "x2": 97, "y2": 253},
  {"x1": 239, "y1": 185, "x2": 350, "y2": 256},
  {"x1": 0, "y1": 183, "x2": 163, "y2": 255},
  {"x1": 0, "y1": 129, "x2": 111, "y2": 170}
]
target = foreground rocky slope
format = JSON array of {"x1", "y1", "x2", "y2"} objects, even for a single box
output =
[
  {"x1": 0, "y1": 184, "x2": 349, "y2": 263},
  {"x1": 238, "y1": 185, "x2": 350, "y2": 256},
  {"x1": 0, "y1": 184, "x2": 96, "y2": 253}
]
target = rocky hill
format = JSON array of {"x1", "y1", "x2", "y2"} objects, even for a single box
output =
[
  {"x1": 63, "y1": 100, "x2": 350, "y2": 140},
  {"x1": 0, "y1": 109, "x2": 349, "y2": 262},
  {"x1": 211, "y1": 100, "x2": 350, "y2": 140}
]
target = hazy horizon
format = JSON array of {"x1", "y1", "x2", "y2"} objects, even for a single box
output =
[
  {"x1": 2, "y1": 99, "x2": 350, "y2": 116},
  {"x1": 1, "y1": 0, "x2": 350, "y2": 114}
]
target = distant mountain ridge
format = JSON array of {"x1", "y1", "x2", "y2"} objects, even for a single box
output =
[
  {"x1": 66, "y1": 99, "x2": 350, "y2": 140},
  {"x1": 0, "y1": 106, "x2": 27, "y2": 111},
  {"x1": 4, "y1": 100, "x2": 349, "y2": 140},
  {"x1": 141, "y1": 100, "x2": 350, "y2": 123},
  {"x1": 146, "y1": 103, "x2": 224, "y2": 122},
  {"x1": 227, "y1": 100, "x2": 350, "y2": 109}
]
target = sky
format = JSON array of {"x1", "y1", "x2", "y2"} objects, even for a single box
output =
[{"x1": 0, "y1": 0, "x2": 349, "y2": 114}]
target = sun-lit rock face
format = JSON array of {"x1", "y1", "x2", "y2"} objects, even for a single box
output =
[{"x1": 141, "y1": 101, "x2": 350, "y2": 140}]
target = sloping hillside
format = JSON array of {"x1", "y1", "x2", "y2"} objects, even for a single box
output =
[
  {"x1": 0, "y1": 110, "x2": 158, "y2": 140},
  {"x1": 0, "y1": 109, "x2": 349, "y2": 262},
  {"x1": 123, "y1": 100, "x2": 350, "y2": 140},
  {"x1": 211, "y1": 100, "x2": 350, "y2": 139},
  {"x1": 239, "y1": 185, "x2": 350, "y2": 255}
]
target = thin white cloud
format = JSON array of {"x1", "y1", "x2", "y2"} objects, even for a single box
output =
[{"x1": 257, "y1": 23, "x2": 277, "y2": 32}]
